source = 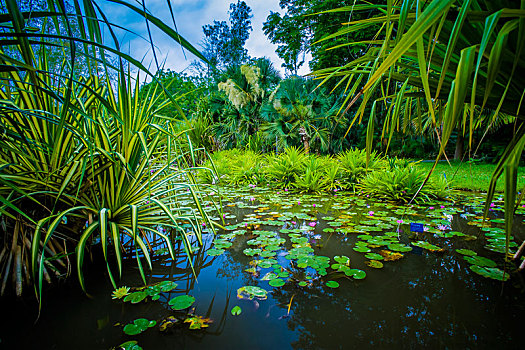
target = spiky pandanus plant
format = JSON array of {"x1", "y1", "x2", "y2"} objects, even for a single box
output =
[
  {"x1": 0, "y1": 0, "x2": 216, "y2": 305},
  {"x1": 314, "y1": 0, "x2": 525, "y2": 263}
]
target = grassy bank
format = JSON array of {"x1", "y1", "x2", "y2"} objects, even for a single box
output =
[{"x1": 417, "y1": 160, "x2": 525, "y2": 192}]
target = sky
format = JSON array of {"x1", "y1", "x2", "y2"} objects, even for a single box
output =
[{"x1": 99, "y1": 0, "x2": 311, "y2": 77}]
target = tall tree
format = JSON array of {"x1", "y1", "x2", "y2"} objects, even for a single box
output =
[
  {"x1": 263, "y1": 0, "x2": 382, "y2": 75},
  {"x1": 202, "y1": 0, "x2": 253, "y2": 71}
]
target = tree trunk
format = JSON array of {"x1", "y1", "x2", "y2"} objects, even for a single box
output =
[
  {"x1": 299, "y1": 126, "x2": 309, "y2": 154},
  {"x1": 454, "y1": 133, "x2": 464, "y2": 160}
]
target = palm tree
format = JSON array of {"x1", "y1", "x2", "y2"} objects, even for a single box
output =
[
  {"x1": 212, "y1": 58, "x2": 281, "y2": 148},
  {"x1": 261, "y1": 77, "x2": 341, "y2": 154}
]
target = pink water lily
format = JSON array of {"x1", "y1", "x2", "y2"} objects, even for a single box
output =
[
  {"x1": 309, "y1": 222, "x2": 317, "y2": 227},
  {"x1": 297, "y1": 201, "x2": 301, "y2": 205},
  {"x1": 490, "y1": 202, "x2": 495, "y2": 207},
  {"x1": 368, "y1": 211, "x2": 374, "y2": 216},
  {"x1": 313, "y1": 204, "x2": 316, "y2": 208},
  {"x1": 440, "y1": 205, "x2": 445, "y2": 209},
  {"x1": 291, "y1": 221, "x2": 296, "y2": 225},
  {"x1": 249, "y1": 197, "x2": 255, "y2": 201},
  {"x1": 396, "y1": 219, "x2": 403, "y2": 224},
  {"x1": 429, "y1": 206, "x2": 434, "y2": 210}
]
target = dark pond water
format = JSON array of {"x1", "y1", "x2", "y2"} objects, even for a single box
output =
[{"x1": 1, "y1": 188, "x2": 525, "y2": 349}]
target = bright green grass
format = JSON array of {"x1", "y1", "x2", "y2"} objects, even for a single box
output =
[{"x1": 417, "y1": 160, "x2": 525, "y2": 192}]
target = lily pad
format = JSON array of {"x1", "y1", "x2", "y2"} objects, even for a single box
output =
[
  {"x1": 464, "y1": 255, "x2": 497, "y2": 267},
  {"x1": 411, "y1": 241, "x2": 444, "y2": 252},
  {"x1": 469, "y1": 265, "x2": 510, "y2": 281},
  {"x1": 123, "y1": 318, "x2": 156, "y2": 335},
  {"x1": 456, "y1": 249, "x2": 477, "y2": 256},
  {"x1": 326, "y1": 280, "x2": 339, "y2": 288},
  {"x1": 365, "y1": 260, "x2": 384, "y2": 268},
  {"x1": 365, "y1": 253, "x2": 384, "y2": 261},
  {"x1": 237, "y1": 286, "x2": 268, "y2": 300},
  {"x1": 346, "y1": 269, "x2": 366, "y2": 279},
  {"x1": 269, "y1": 278, "x2": 285, "y2": 287},
  {"x1": 207, "y1": 248, "x2": 225, "y2": 256},
  {"x1": 231, "y1": 306, "x2": 242, "y2": 316},
  {"x1": 123, "y1": 291, "x2": 147, "y2": 304},
  {"x1": 169, "y1": 295, "x2": 196, "y2": 310},
  {"x1": 117, "y1": 341, "x2": 143, "y2": 350},
  {"x1": 353, "y1": 246, "x2": 371, "y2": 253}
]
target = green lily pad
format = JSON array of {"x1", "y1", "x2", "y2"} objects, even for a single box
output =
[
  {"x1": 387, "y1": 243, "x2": 413, "y2": 252},
  {"x1": 123, "y1": 291, "x2": 147, "y2": 304},
  {"x1": 411, "y1": 241, "x2": 443, "y2": 252},
  {"x1": 231, "y1": 306, "x2": 242, "y2": 316},
  {"x1": 469, "y1": 265, "x2": 510, "y2": 281},
  {"x1": 207, "y1": 248, "x2": 225, "y2": 256},
  {"x1": 298, "y1": 281, "x2": 308, "y2": 287},
  {"x1": 365, "y1": 253, "x2": 384, "y2": 261},
  {"x1": 346, "y1": 269, "x2": 366, "y2": 279},
  {"x1": 456, "y1": 249, "x2": 477, "y2": 256},
  {"x1": 118, "y1": 341, "x2": 143, "y2": 350},
  {"x1": 353, "y1": 246, "x2": 371, "y2": 253},
  {"x1": 334, "y1": 255, "x2": 350, "y2": 265},
  {"x1": 464, "y1": 255, "x2": 497, "y2": 267},
  {"x1": 326, "y1": 281, "x2": 339, "y2": 288},
  {"x1": 243, "y1": 248, "x2": 262, "y2": 256},
  {"x1": 269, "y1": 278, "x2": 285, "y2": 287},
  {"x1": 123, "y1": 318, "x2": 156, "y2": 335},
  {"x1": 168, "y1": 295, "x2": 195, "y2": 310}
]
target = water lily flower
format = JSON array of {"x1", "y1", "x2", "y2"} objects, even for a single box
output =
[
  {"x1": 249, "y1": 197, "x2": 255, "y2": 201},
  {"x1": 313, "y1": 204, "x2": 316, "y2": 208},
  {"x1": 522, "y1": 204, "x2": 525, "y2": 208},
  {"x1": 291, "y1": 221, "x2": 296, "y2": 225},
  {"x1": 490, "y1": 202, "x2": 495, "y2": 207},
  {"x1": 396, "y1": 219, "x2": 403, "y2": 224},
  {"x1": 429, "y1": 206, "x2": 434, "y2": 210},
  {"x1": 277, "y1": 192, "x2": 280, "y2": 194},
  {"x1": 366, "y1": 195, "x2": 369, "y2": 198},
  {"x1": 284, "y1": 188, "x2": 288, "y2": 192},
  {"x1": 334, "y1": 189, "x2": 338, "y2": 192},
  {"x1": 440, "y1": 205, "x2": 445, "y2": 209},
  {"x1": 313, "y1": 234, "x2": 322, "y2": 240},
  {"x1": 210, "y1": 191, "x2": 215, "y2": 196},
  {"x1": 297, "y1": 201, "x2": 301, "y2": 205},
  {"x1": 368, "y1": 211, "x2": 374, "y2": 216},
  {"x1": 223, "y1": 214, "x2": 227, "y2": 218},
  {"x1": 309, "y1": 222, "x2": 317, "y2": 227}
]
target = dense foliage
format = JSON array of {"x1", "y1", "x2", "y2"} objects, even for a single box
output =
[{"x1": 201, "y1": 148, "x2": 451, "y2": 202}]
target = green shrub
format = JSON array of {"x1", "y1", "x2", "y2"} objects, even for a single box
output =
[
  {"x1": 358, "y1": 165, "x2": 452, "y2": 203},
  {"x1": 266, "y1": 147, "x2": 307, "y2": 188},
  {"x1": 200, "y1": 149, "x2": 263, "y2": 184},
  {"x1": 338, "y1": 148, "x2": 386, "y2": 189},
  {"x1": 293, "y1": 156, "x2": 328, "y2": 193}
]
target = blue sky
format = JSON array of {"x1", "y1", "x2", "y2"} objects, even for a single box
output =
[{"x1": 99, "y1": 0, "x2": 311, "y2": 76}]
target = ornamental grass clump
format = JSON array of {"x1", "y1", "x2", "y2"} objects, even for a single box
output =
[
  {"x1": 358, "y1": 165, "x2": 451, "y2": 203},
  {"x1": 338, "y1": 148, "x2": 386, "y2": 190},
  {"x1": 266, "y1": 147, "x2": 307, "y2": 188}
]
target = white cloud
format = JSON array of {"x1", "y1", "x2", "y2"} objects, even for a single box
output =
[{"x1": 98, "y1": 0, "x2": 310, "y2": 77}]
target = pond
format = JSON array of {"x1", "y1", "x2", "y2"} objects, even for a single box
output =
[{"x1": 2, "y1": 187, "x2": 525, "y2": 349}]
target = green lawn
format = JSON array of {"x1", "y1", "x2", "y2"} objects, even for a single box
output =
[{"x1": 417, "y1": 160, "x2": 525, "y2": 192}]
